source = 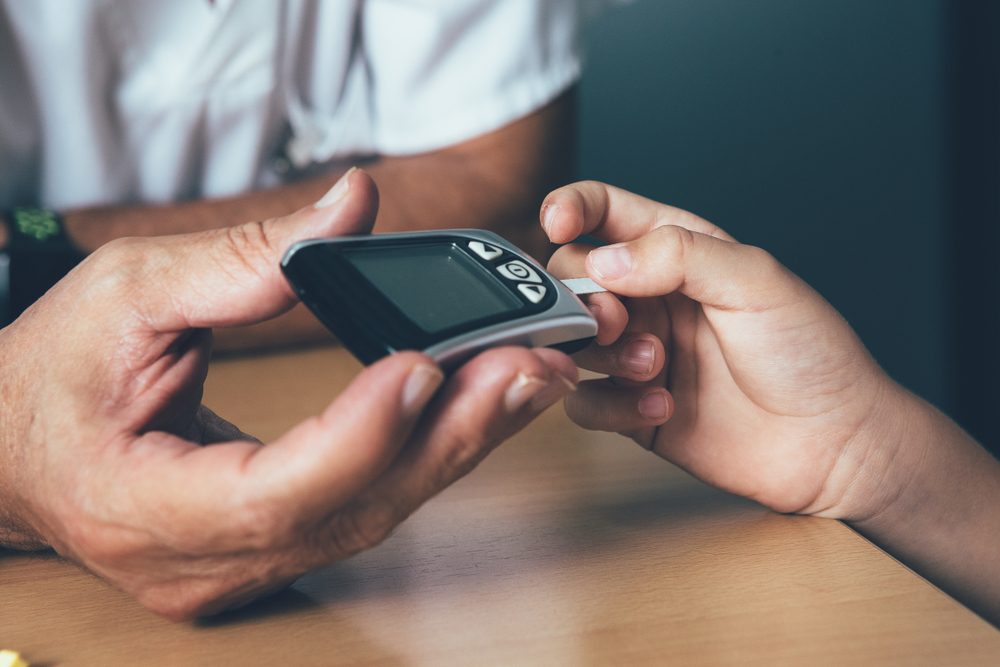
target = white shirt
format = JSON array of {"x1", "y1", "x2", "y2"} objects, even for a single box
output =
[{"x1": 0, "y1": 0, "x2": 580, "y2": 210}]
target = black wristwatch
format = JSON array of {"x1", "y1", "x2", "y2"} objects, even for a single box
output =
[
  {"x1": 0, "y1": 208, "x2": 86, "y2": 325},
  {"x1": 0, "y1": 233, "x2": 8, "y2": 325}
]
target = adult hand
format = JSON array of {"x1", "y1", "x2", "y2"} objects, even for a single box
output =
[
  {"x1": 0, "y1": 169, "x2": 577, "y2": 620},
  {"x1": 541, "y1": 181, "x2": 906, "y2": 520}
]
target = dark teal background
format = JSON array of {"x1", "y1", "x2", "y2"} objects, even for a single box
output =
[{"x1": 578, "y1": 0, "x2": 952, "y2": 409}]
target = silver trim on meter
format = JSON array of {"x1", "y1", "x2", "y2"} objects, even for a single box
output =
[{"x1": 285, "y1": 228, "x2": 598, "y2": 370}]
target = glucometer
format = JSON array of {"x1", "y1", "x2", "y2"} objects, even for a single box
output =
[{"x1": 281, "y1": 229, "x2": 601, "y2": 370}]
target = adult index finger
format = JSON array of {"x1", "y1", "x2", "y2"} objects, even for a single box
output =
[
  {"x1": 242, "y1": 351, "x2": 444, "y2": 523},
  {"x1": 117, "y1": 351, "x2": 443, "y2": 549},
  {"x1": 311, "y1": 347, "x2": 578, "y2": 564}
]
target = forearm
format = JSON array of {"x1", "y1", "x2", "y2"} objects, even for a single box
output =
[
  {"x1": 62, "y1": 92, "x2": 575, "y2": 255},
  {"x1": 62, "y1": 159, "x2": 539, "y2": 253},
  {"x1": 368, "y1": 108, "x2": 573, "y2": 258},
  {"x1": 850, "y1": 390, "x2": 1000, "y2": 625},
  {"x1": 57, "y1": 94, "x2": 574, "y2": 350},
  {"x1": 61, "y1": 176, "x2": 326, "y2": 250}
]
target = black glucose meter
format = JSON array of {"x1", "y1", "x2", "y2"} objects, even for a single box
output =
[{"x1": 281, "y1": 229, "x2": 599, "y2": 370}]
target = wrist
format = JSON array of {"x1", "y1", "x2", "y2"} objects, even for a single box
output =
[
  {"x1": 842, "y1": 384, "x2": 934, "y2": 524},
  {"x1": 806, "y1": 375, "x2": 928, "y2": 523},
  {"x1": 0, "y1": 352, "x2": 48, "y2": 550},
  {"x1": 846, "y1": 388, "x2": 997, "y2": 529},
  {"x1": 842, "y1": 386, "x2": 1000, "y2": 621}
]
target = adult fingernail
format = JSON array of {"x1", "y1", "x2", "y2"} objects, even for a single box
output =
[
  {"x1": 541, "y1": 204, "x2": 558, "y2": 236},
  {"x1": 638, "y1": 391, "x2": 669, "y2": 420},
  {"x1": 589, "y1": 244, "x2": 632, "y2": 280},
  {"x1": 622, "y1": 339, "x2": 655, "y2": 376},
  {"x1": 402, "y1": 364, "x2": 444, "y2": 417},
  {"x1": 504, "y1": 373, "x2": 548, "y2": 413},
  {"x1": 530, "y1": 374, "x2": 577, "y2": 412},
  {"x1": 315, "y1": 167, "x2": 356, "y2": 209}
]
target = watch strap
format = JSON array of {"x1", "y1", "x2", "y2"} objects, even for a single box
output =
[
  {"x1": 1, "y1": 208, "x2": 86, "y2": 323},
  {"x1": 0, "y1": 247, "x2": 9, "y2": 325}
]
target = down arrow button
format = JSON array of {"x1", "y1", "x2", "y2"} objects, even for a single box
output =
[{"x1": 518, "y1": 283, "x2": 547, "y2": 304}]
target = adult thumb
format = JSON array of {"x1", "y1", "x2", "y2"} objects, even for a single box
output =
[{"x1": 131, "y1": 168, "x2": 378, "y2": 332}]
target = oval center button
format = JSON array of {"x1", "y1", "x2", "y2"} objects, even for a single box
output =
[{"x1": 498, "y1": 260, "x2": 541, "y2": 283}]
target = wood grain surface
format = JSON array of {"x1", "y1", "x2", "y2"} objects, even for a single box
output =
[{"x1": 2, "y1": 346, "x2": 998, "y2": 665}]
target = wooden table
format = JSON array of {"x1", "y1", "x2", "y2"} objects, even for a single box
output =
[{"x1": 2, "y1": 347, "x2": 998, "y2": 665}]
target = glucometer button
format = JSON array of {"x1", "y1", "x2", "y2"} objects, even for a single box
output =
[
  {"x1": 468, "y1": 241, "x2": 503, "y2": 261},
  {"x1": 518, "y1": 283, "x2": 547, "y2": 303},
  {"x1": 498, "y1": 260, "x2": 542, "y2": 283}
]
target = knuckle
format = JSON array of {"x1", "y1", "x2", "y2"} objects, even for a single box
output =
[
  {"x1": 743, "y1": 245, "x2": 790, "y2": 307},
  {"x1": 141, "y1": 572, "x2": 291, "y2": 621},
  {"x1": 224, "y1": 495, "x2": 292, "y2": 552},
  {"x1": 438, "y1": 425, "x2": 490, "y2": 483},
  {"x1": 61, "y1": 521, "x2": 139, "y2": 565},
  {"x1": 138, "y1": 583, "x2": 229, "y2": 621},
  {"x1": 546, "y1": 245, "x2": 576, "y2": 277},
  {"x1": 133, "y1": 554, "x2": 298, "y2": 620},
  {"x1": 565, "y1": 389, "x2": 598, "y2": 429},
  {"x1": 651, "y1": 225, "x2": 699, "y2": 283},
  {"x1": 219, "y1": 220, "x2": 278, "y2": 283},
  {"x1": 659, "y1": 223, "x2": 697, "y2": 257},
  {"x1": 81, "y1": 237, "x2": 150, "y2": 288},
  {"x1": 89, "y1": 236, "x2": 143, "y2": 266},
  {"x1": 549, "y1": 243, "x2": 591, "y2": 277},
  {"x1": 745, "y1": 244, "x2": 781, "y2": 272},
  {"x1": 325, "y1": 502, "x2": 402, "y2": 558},
  {"x1": 53, "y1": 498, "x2": 146, "y2": 565},
  {"x1": 564, "y1": 384, "x2": 624, "y2": 432},
  {"x1": 77, "y1": 242, "x2": 182, "y2": 330},
  {"x1": 139, "y1": 589, "x2": 203, "y2": 622}
]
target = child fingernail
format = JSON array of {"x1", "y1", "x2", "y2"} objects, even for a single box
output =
[
  {"x1": 589, "y1": 244, "x2": 632, "y2": 280},
  {"x1": 541, "y1": 204, "x2": 559, "y2": 236},
  {"x1": 638, "y1": 391, "x2": 669, "y2": 420},
  {"x1": 622, "y1": 339, "x2": 655, "y2": 376}
]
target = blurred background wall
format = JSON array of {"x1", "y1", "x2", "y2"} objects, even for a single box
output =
[{"x1": 577, "y1": 0, "x2": 1000, "y2": 454}]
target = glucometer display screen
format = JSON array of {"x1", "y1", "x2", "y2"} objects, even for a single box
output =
[{"x1": 344, "y1": 244, "x2": 522, "y2": 334}]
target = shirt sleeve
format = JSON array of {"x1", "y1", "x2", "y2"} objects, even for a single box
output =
[{"x1": 361, "y1": 0, "x2": 581, "y2": 155}]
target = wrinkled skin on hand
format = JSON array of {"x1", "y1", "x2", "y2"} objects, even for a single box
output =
[{"x1": 0, "y1": 170, "x2": 577, "y2": 620}]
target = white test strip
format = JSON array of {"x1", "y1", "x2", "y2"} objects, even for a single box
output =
[{"x1": 560, "y1": 277, "x2": 606, "y2": 295}]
